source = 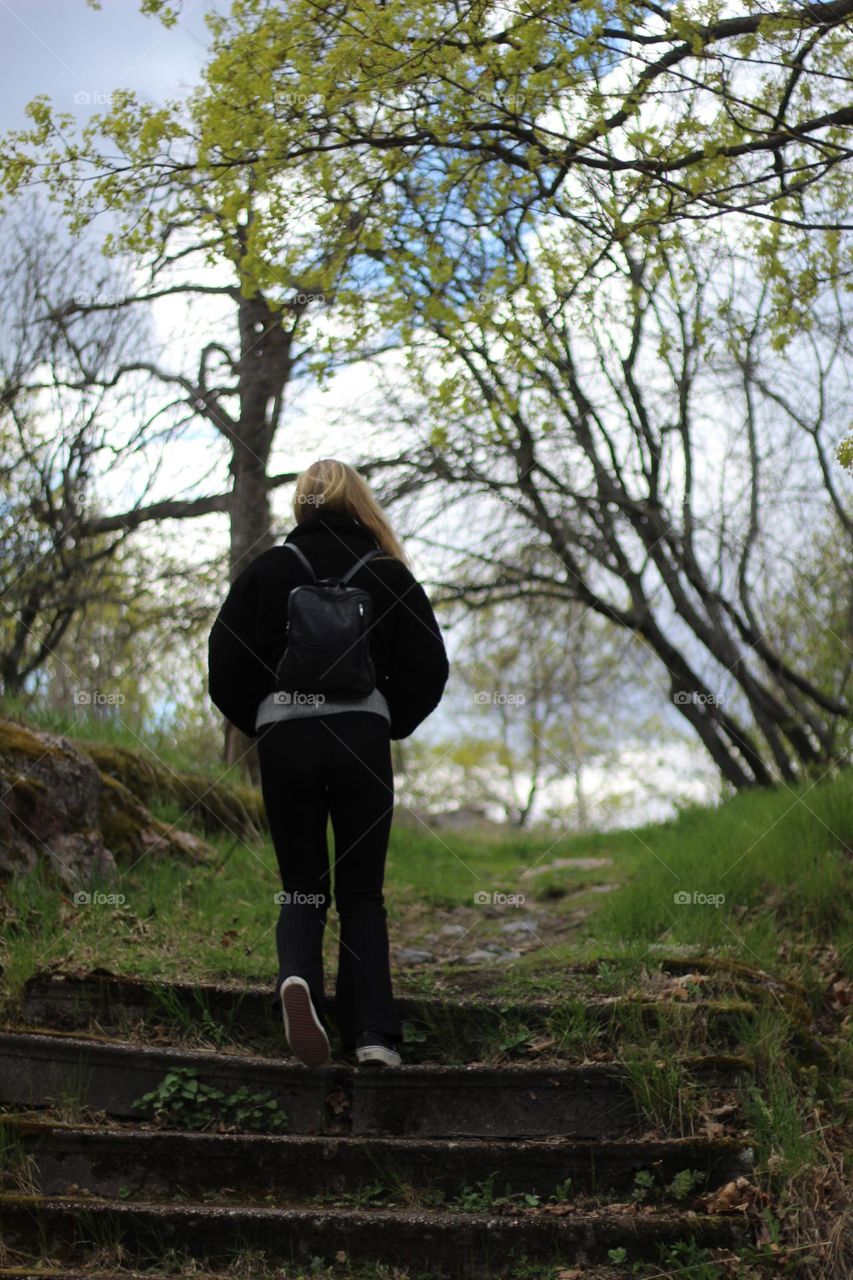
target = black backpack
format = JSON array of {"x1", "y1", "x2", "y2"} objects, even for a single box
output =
[{"x1": 274, "y1": 543, "x2": 383, "y2": 696}]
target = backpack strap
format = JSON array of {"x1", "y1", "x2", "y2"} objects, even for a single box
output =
[
  {"x1": 340, "y1": 547, "x2": 382, "y2": 585},
  {"x1": 283, "y1": 543, "x2": 317, "y2": 581}
]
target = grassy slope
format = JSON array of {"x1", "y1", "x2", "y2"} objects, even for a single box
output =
[
  {"x1": 1, "y1": 706, "x2": 851, "y2": 1278},
  {"x1": 1, "y1": 706, "x2": 851, "y2": 993}
]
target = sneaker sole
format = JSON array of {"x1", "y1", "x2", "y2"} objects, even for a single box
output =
[
  {"x1": 355, "y1": 1044, "x2": 402, "y2": 1068},
  {"x1": 280, "y1": 977, "x2": 330, "y2": 1067}
]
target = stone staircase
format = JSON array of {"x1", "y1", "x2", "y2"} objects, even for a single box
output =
[{"x1": 0, "y1": 966, "x2": 763, "y2": 1279}]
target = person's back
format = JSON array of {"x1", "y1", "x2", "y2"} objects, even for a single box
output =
[{"x1": 207, "y1": 459, "x2": 449, "y2": 1068}]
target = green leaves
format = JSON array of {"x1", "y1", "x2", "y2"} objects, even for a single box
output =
[
  {"x1": 132, "y1": 1066, "x2": 289, "y2": 1132},
  {"x1": 1, "y1": 0, "x2": 850, "y2": 355}
]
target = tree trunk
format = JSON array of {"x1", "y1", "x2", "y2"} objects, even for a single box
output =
[{"x1": 222, "y1": 291, "x2": 293, "y2": 784}]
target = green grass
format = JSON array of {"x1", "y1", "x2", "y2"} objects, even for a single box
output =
[
  {"x1": 591, "y1": 771, "x2": 853, "y2": 965},
  {"x1": 1, "y1": 726, "x2": 851, "y2": 1278},
  {"x1": 0, "y1": 691, "x2": 235, "y2": 781},
  {"x1": 2, "y1": 764, "x2": 851, "y2": 1010}
]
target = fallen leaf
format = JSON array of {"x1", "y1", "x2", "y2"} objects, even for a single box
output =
[{"x1": 699, "y1": 1177, "x2": 765, "y2": 1213}]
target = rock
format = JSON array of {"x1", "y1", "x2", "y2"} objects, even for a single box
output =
[
  {"x1": 97, "y1": 773, "x2": 213, "y2": 867},
  {"x1": 79, "y1": 740, "x2": 265, "y2": 840},
  {"x1": 462, "y1": 947, "x2": 522, "y2": 965},
  {"x1": 395, "y1": 947, "x2": 435, "y2": 965},
  {"x1": 500, "y1": 919, "x2": 539, "y2": 935},
  {"x1": 423, "y1": 805, "x2": 505, "y2": 832},
  {"x1": 440, "y1": 924, "x2": 467, "y2": 937},
  {"x1": 0, "y1": 715, "x2": 215, "y2": 889},
  {"x1": 0, "y1": 718, "x2": 117, "y2": 889}
]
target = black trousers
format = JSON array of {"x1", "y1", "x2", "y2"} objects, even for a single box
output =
[{"x1": 256, "y1": 711, "x2": 402, "y2": 1050}]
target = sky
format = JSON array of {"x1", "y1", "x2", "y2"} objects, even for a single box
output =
[
  {"x1": 0, "y1": 0, "x2": 211, "y2": 132},
  {"x1": 0, "y1": 0, "x2": 721, "y2": 825}
]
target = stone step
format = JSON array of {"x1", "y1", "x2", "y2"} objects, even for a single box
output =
[
  {"x1": 0, "y1": 1030, "x2": 748, "y2": 1140},
  {"x1": 3, "y1": 1117, "x2": 753, "y2": 1200},
  {"x1": 0, "y1": 1193, "x2": 748, "y2": 1277},
  {"x1": 17, "y1": 969, "x2": 756, "y2": 1059},
  {"x1": 0, "y1": 1273, "x2": 658, "y2": 1280}
]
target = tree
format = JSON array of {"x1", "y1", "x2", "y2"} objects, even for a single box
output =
[
  {"x1": 0, "y1": 172, "x2": 409, "y2": 778},
  {"x1": 4, "y1": 0, "x2": 852, "y2": 334},
  {"x1": 0, "y1": 208, "x2": 156, "y2": 700},
  {"x1": 371, "y1": 223, "x2": 852, "y2": 789},
  {"x1": 445, "y1": 581, "x2": 654, "y2": 827},
  {"x1": 4, "y1": 0, "x2": 850, "y2": 786}
]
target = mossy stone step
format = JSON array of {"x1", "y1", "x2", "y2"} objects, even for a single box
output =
[
  {"x1": 0, "y1": 1030, "x2": 749, "y2": 1139},
  {"x1": 17, "y1": 969, "x2": 756, "y2": 1057},
  {"x1": 0, "y1": 1193, "x2": 749, "y2": 1278},
  {"x1": 0, "y1": 1271, "x2": 664, "y2": 1280},
  {"x1": 0, "y1": 1030, "x2": 636, "y2": 1138},
  {"x1": 3, "y1": 1117, "x2": 753, "y2": 1200}
]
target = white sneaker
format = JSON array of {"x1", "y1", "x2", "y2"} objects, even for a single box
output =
[
  {"x1": 280, "y1": 976, "x2": 330, "y2": 1067},
  {"x1": 355, "y1": 1032, "x2": 402, "y2": 1067}
]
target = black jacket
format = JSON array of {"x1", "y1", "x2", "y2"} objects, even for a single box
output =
[{"x1": 207, "y1": 508, "x2": 450, "y2": 741}]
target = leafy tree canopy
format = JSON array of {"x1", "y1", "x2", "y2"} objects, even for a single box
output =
[{"x1": 2, "y1": 0, "x2": 851, "y2": 342}]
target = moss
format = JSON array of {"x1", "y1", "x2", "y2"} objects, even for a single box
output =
[
  {"x1": 0, "y1": 717, "x2": 69, "y2": 762},
  {"x1": 171, "y1": 772, "x2": 265, "y2": 838},
  {"x1": 0, "y1": 773, "x2": 48, "y2": 811},
  {"x1": 97, "y1": 774, "x2": 151, "y2": 862},
  {"x1": 73, "y1": 741, "x2": 176, "y2": 804},
  {"x1": 72, "y1": 740, "x2": 265, "y2": 841},
  {"x1": 95, "y1": 772, "x2": 213, "y2": 866}
]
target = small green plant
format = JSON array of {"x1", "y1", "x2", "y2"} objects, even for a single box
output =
[
  {"x1": 401, "y1": 1021, "x2": 427, "y2": 1045},
  {"x1": 498, "y1": 1023, "x2": 534, "y2": 1053},
  {"x1": 418, "y1": 1186, "x2": 447, "y2": 1208},
  {"x1": 608, "y1": 1246, "x2": 628, "y2": 1264},
  {"x1": 666, "y1": 1167, "x2": 703, "y2": 1200},
  {"x1": 132, "y1": 1067, "x2": 287, "y2": 1133},
  {"x1": 655, "y1": 1240, "x2": 727, "y2": 1278},
  {"x1": 632, "y1": 1168, "x2": 655, "y2": 1202},
  {"x1": 549, "y1": 1176, "x2": 573, "y2": 1203},
  {"x1": 452, "y1": 1172, "x2": 511, "y2": 1212}
]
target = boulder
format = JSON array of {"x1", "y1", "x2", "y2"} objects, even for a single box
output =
[
  {"x1": 77, "y1": 740, "x2": 266, "y2": 841},
  {"x1": 0, "y1": 718, "x2": 117, "y2": 889},
  {"x1": 0, "y1": 717, "x2": 215, "y2": 890}
]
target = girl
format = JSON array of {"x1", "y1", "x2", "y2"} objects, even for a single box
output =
[{"x1": 208, "y1": 459, "x2": 449, "y2": 1067}]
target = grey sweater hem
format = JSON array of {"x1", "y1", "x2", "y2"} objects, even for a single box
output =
[{"x1": 255, "y1": 686, "x2": 390, "y2": 732}]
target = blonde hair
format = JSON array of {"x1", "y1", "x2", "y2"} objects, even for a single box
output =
[{"x1": 293, "y1": 459, "x2": 411, "y2": 568}]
